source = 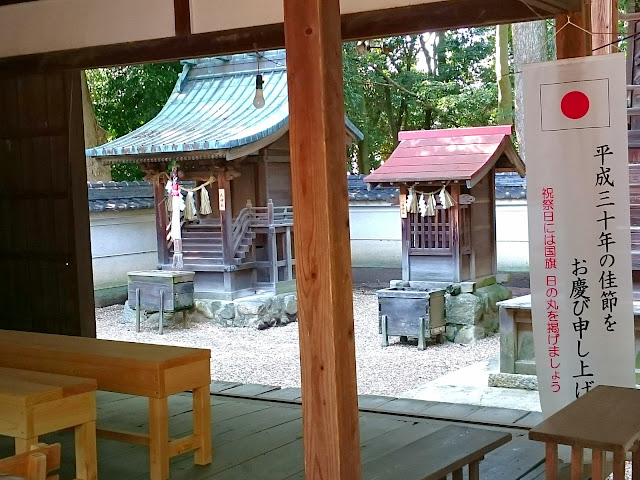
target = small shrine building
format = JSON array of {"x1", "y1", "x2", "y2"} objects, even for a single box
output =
[
  {"x1": 87, "y1": 50, "x2": 363, "y2": 299},
  {"x1": 365, "y1": 125, "x2": 525, "y2": 287}
]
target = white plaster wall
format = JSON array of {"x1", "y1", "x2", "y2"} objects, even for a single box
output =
[
  {"x1": 0, "y1": 0, "x2": 175, "y2": 58},
  {"x1": 348, "y1": 200, "x2": 531, "y2": 272},
  {"x1": 495, "y1": 200, "x2": 529, "y2": 272},
  {"x1": 90, "y1": 210, "x2": 157, "y2": 293},
  {"x1": 190, "y1": 0, "x2": 440, "y2": 34},
  {"x1": 349, "y1": 202, "x2": 402, "y2": 268}
]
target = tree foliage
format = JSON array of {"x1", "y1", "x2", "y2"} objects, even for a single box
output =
[
  {"x1": 86, "y1": 63, "x2": 182, "y2": 180},
  {"x1": 343, "y1": 28, "x2": 497, "y2": 173}
]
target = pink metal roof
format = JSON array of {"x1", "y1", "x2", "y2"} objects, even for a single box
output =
[{"x1": 364, "y1": 125, "x2": 525, "y2": 188}]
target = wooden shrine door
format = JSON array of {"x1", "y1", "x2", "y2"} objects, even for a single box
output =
[{"x1": 0, "y1": 71, "x2": 95, "y2": 336}]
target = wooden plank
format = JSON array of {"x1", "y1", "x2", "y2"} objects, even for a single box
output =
[
  {"x1": 420, "y1": 402, "x2": 482, "y2": 419},
  {"x1": 219, "y1": 384, "x2": 281, "y2": 397},
  {"x1": 465, "y1": 406, "x2": 531, "y2": 425},
  {"x1": 256, "y1": 388, "x2": 302, "y2": 402},
  {"x1": 210, "y1": 381, "x2": 242, "y2": 393},
  {"x1": 555, "y1": 1, "x2": 592, "y2": 59},
  {"x1": 283, "y1": 0, "x2": 361, "y2": 479},
  {"x1": 479, "y1": 435, "x2": 546, "y2": 479},
  {"x1": 368, "y1": 398, "x2": 436, "y2": 415},
  {"x1": 361, "y1": 425, "x2": 511, "y2": 480},
  {"x1": 591, "y1": 0, "x2": 618, "y2": 54},
  {"x1": 357, "y1": 395, "x2": 394, "y2": 409}
]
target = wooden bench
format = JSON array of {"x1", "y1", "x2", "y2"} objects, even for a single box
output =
[
  {"x1": 362, "y1": 425, "x2": 512, "y2": 480},
  {"x1": 0, "y1": 330, "x2": 212, "y2": 480},
  {"x1": 0, "y1": 443, "x2": 61, "y2": 480},
  {"x1": 529, "y1": 385, "x2": 640, "y2": 480}
]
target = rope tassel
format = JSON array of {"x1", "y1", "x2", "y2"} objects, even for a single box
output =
[
  {"x1": 185, "y1": 192, "x2": 197, "y2": 221},
  {"x1": 426, "y1": 194, "x2": 437, "y2": 217},
  {"x1": 439, "y1": 187, "x2": 455, "y2": 209},
  {"x1": 200, "y1": 186, "x2": 213, "y2": 215}
]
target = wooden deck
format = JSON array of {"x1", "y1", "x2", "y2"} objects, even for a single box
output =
[{"x1": 0, "y1": 382, "x2": 552, "y2": 479}]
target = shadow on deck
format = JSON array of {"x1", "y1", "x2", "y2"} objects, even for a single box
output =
[{"x1": 0, "y1": 382, "x2": 551, "y2": 479}]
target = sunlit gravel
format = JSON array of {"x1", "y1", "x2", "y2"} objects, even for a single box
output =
[{"x1": 96, "y1": 289, "x2": 500, "y2": 397}]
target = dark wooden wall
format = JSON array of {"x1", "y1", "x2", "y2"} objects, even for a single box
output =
[
  {"x1": 265, "y1": 133, "x2": 292, "y2": 207},
  {"x1": 469, "y1": 173, "x2": 497, "y2": 279},
  {"x1": 0, "y1": 71, "x2": 95, "y2": 336}
]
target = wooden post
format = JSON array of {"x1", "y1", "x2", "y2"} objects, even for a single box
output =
[
  {"x1": 450, "y1": 184, "x2": 461, "y2": 283},
  {"x1": 400, "y1": 185, "x2": 411, "y2": 281},
  {"x1": 283, "y1": 0, "x2": 362, "y2": 478},
  {"x1": 285, "y1": 226, "x2": 293, "y2": 280},
  {"x1": 217, "y1": 173, "x2": 233, "y2": 265},
  {"x1": 556, "y1": 1, "x2": 592, "y2": 59},
  {"x1": 153, "y1": 179, "x2": 169, "y2": 267},
  {"x1": 592, "y1": 0, "x2": 618, "y2": 54}
]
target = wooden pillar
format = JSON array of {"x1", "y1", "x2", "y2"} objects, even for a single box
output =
[
  {"x1": 217, "y1": 173, "x2": 233, "y2": 266},
  {"x1": 400, "y1": 185, "x2": 411, "y2": 281},
  {"x1": 283, "y1": 0, "x2": 362, "y2": 479},
  {"x1": 153, "y1": 180, "x2": 169, "y2": 267},
  {"x1": 592, "y1": 0, "x2": 618, "y2": 54},
  {"x1": 555, "y1": 0, "x2": 592, "y2": 59},
  {"x1": 450, "y1": 184, "x2": 461, "y2": 283}
]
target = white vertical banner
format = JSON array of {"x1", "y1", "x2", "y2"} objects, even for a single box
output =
[{"x1": 524, "y1": 53, "x2": 636, "y2": 418}]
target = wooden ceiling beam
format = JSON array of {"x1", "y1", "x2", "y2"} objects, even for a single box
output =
[{"x1": 0, "y1": 0, "x2": 581, "y2": 74}]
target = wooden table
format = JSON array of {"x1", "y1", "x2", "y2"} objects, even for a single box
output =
[
  {"x1": 498, "y1": 295, "x2": 640, "y2": 381},
  {"x1": 529, "y1": 385, "x2": 640, "y2": 480},
  {"x1": 0, "y1": 368, "x2": 97, "y2": 480},
  {"x1": 0, "y1": 330, "x2": 212, "y2": 480}
]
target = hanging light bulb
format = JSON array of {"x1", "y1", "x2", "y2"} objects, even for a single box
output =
[{"x1": 253, "y1": 74, "x2": 265, "y2": 109}]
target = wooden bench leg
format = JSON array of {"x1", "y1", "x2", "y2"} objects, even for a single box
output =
[
  {"x1": 452, "y1": 467, "x2": 463, "y2": 479},
  {"x1": 571, "y1": 446, "x2": 583, "y2": 480},
  {"x1": 469, "y1": 458, "x2": 481, "y2": 480},
  {"x1": 75, "y1": 420, "x2": 97, "y2": 480},
  {"x1": 193, "y1": 385, "x2": 213, "y2": 465},
  {"x1": 546, "y1": 442, "x2": 558, "y2": 480},
  {"x1": 591, "y1": 448, "x2": 603, "y2": 480},
  {"x1": 15, "y1": 437, "x2": 38, "y2": 454},
  {"x1": 149, "y1": 397, "x2": 170, "y2": 480},
  {"x1": 613, "y1": 450, "x2": 625, "y2": 480}
]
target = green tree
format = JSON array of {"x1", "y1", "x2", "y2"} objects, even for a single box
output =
[
  {"x1": 86, "y1": 62, "x2": 182, "y2": 180},
  {"x1": 343, "y1": 28, "x2": 497, "y2": 174}
]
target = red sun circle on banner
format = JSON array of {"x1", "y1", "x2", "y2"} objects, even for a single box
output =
[{"x1": 560, "y1": 90, "x2": 590, "y2": 119}]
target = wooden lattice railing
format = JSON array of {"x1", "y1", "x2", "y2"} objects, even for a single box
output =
[{"x1": 231, "y1": 201, "x2": 294, "y2": 258}]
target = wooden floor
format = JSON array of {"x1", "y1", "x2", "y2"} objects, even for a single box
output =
[{"x1": 0, "y1": 382, "x2": 553, "y2": 479}]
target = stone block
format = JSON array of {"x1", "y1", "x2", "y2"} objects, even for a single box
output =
[
  {"x1": 194, "y1": 299, "x2": 214, "y2": 319},
  {"x1": 445, "y1": 293, "x2": 483, "y2": 325},
  {"x1": 453, "y1": 325, "x2": 485, "y2": 344},
  {"x1": 218, "y1": 303, "x2": 235, "y2": 320},
  {"x1": 488, "y1": 373, "x2": 538, "y2": 391},
  {"x1": 283, "y1": 295, "x2": 298, "y2": 315}
]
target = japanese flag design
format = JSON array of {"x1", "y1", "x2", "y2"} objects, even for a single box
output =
[{"x1": 540, "y1": 78, "x2": 610, "y2": 131}]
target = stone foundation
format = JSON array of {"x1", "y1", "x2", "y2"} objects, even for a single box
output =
[
  {"x1": 444, "y1": 280, "x2": 512, "y2": 344},
  {"x1": 122, "y1": 293, "x2": 298, "y2": 330}
]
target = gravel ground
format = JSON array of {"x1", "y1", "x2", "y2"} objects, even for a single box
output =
[{"x1": 96, "y1": 289, "x2": 500, "y2": 397}]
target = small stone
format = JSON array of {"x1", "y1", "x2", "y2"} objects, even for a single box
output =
[
  {"x1": 218, "y1": 303, "x2": 235, "y2": 320},
  {"x1": 453, "y1": 325, "x2": 485, "y2": 344},
  {"x1": 194, "y1": 300, "x2": 214, "y2": 319},
  {"x1": 284, "y1": 295, "x2": 298, "y2": 315}
]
